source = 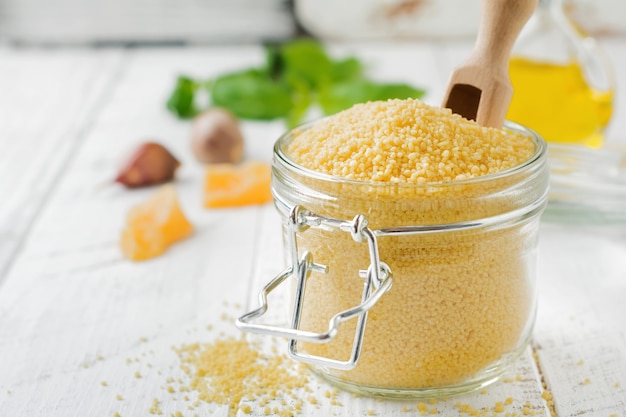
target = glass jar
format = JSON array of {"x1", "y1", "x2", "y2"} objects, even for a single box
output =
[
  {"x1": 238, "y1": 120, "x2": 549, "y2": 398},
  {"x1": 507, "y1": 0, "x2": 615, "y2": 148}
]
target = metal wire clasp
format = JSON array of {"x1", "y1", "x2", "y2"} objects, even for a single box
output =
[{"x1": 236, "y1": 205, "x2": 393, "y2": 370}]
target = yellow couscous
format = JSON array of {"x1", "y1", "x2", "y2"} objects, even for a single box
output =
[{"x1": 287, "y1": 99, "x2": 534, "y2": 184}]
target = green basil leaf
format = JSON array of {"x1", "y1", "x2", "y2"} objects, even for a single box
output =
[
  {"x1": 263, "y1": 43, "x2": 283, "y2": 81},
  {"x1": 329, "y1": 57, "x2": 364, "y2": 82},
  {"x1": 280, "y1": 38, "x2": 332, "y2": 89},
  {"x1": 319, "y1": 79, "x2": 426, "y2": 116},
  {"x1": 285, "y1": 78, "x2": 313, "y2": 129},
  {"x1": 166, "y1": 76, "x2": 200, "y2": 119},
  {"x1": 319, "y1": 79, "x2": 377, "y2": 116},
  {"x1": 373, "y1": 83, "x2": 426, "y2": 101},
  {"x1": 211, "y1": 69, "x2": 292, "y2": 120}
]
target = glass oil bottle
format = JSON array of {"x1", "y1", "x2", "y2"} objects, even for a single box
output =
[{"x1": 507, "y1": 0, "x2": 615, "y2": 148}]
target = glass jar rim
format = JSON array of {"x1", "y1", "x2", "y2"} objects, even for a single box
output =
[{"x1": 274, "y1": 119, "x2": 547, "y2": 189}]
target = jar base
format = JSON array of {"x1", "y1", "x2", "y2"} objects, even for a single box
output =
[{"x1": 309, "y1": 337, "x2": 531, "y2": 399}]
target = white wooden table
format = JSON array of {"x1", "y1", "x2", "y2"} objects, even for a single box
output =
[{"x1": 1, "y1": 40, "x2": 625, "y2": 417}]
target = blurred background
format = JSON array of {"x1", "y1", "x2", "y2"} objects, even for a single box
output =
[{"x1": 0, "y1": 0, "x2": 624, "y2": 46}]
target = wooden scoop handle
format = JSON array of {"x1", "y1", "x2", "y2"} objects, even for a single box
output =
[
  {"x1": 474, "y1": 0, "x2": 538, "y2": 67},
  {"x1": 442, "y1": 0, "x2": 537, "y2": 128}
]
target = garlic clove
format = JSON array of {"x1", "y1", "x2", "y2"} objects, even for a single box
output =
[
  {"x1": 115, "y1": 142, "x2": 181, "y2": 188},
  {"x1": 191, "y1": 108, "x2": 244, "y2": 164}
]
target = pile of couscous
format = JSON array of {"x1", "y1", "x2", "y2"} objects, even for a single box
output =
[
  {"x1": 287, "y1": 99, "x2": 534, "y2": 184},
  {"x1": 275, "y1": 98, "x2": 547, "y2": 393},
  {"x1": 175, "y1": 338, "x2": 309, "y2": 417}
]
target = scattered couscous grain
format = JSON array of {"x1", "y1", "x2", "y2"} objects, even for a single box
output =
[
  {"x1": 330, "y1": 398, "x2": 343, "y2": 407},
  {"x1": 101, "y1": 381, "x2": 108, "y2": 387},
  {"x1": 295, "y1": 398, "x2": 304, "y2": 411},
  {"x1": 455, "y1": 402, "x2": 481, "y2": 416},
  {"x1": 281, "y1": 99, "x2": 543, "y2": 390},
  {"x1": 135, "y1": 371, "x2": 142, "y2": 379},
  {"x1": 116, "y1": 394, "x2": 123, "y2": 401},
  {"x1": 149, "y1": 398, "x2": 163, "y2": 415},
  {"x1": 174, "y1": 338, "x2": 309, "y2": 417},
  {"x1": 541, "y1": 390, "x2": 555, "y2": 417},
  {"x1": 453, "y1": 399, "x2": 545, "y2": 417},
  {"x1": 582, "y1": 378, "x2": 591, "y2": 385}
]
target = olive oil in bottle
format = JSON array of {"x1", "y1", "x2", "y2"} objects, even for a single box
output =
[{"x1": 508, "y1": 0, "x2": 614, "y2": 148}]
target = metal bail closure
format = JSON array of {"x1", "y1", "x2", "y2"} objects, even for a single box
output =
[{"x1": 236, "y1": 205, "x2": 393, "y2": 370}]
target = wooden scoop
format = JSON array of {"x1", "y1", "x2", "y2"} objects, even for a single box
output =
[{"x1": 442, "y1": 0, "x2": 537, "y2": 128}]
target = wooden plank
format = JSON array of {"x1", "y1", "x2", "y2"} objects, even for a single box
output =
[
  {"x1": 534, "y1": 224, "x2": 626, "y2": 417},
  {"x1": 0, "y1": 48, "x2": 125, "y2": 280}
]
